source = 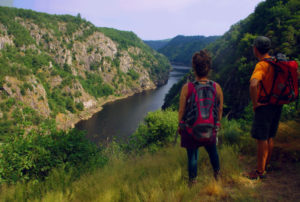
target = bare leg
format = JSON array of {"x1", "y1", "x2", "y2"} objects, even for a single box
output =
[
  {"x1": 257, "y1": 140, "x2": 268, "y2": 173},
  {"x1": 266, "y1": 138, "x2": 274, "y2": 166}
]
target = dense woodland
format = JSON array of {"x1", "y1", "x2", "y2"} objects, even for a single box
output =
[
  {"x1": 151, "y1": 35, "x2": 220, "y2": 66},
  {"x1": 143, "y1": 39, "x2": 171, "y2": 51},
  {"x1": 163, "y1": 0, "x2": 300, "y2": 119},
  {"x1": 208, "y1": 0, "x2": 300, "y2": 117}
]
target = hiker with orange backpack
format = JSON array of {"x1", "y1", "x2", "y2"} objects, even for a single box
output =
[
  {"x1": 178, "y1": 50, "x2": 223, "y2": 186},
  {"x1": 249, "y1": 36, "x2": 299, "y2": 179}
]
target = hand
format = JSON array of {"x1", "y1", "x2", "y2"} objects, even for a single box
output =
[{"x1": 253, "y1": 102, "x2": 268, "y2": 111}]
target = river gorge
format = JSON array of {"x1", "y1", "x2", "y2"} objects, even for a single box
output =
[{"x1": 75, "y1": 65, "x2": 190, "y2": 144}]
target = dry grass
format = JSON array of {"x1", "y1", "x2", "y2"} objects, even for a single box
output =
[
  {"x1": 5, "y1": 145, "x2": 259, "y2": 202},
  {"x1": 1, "y1": 120, "x2": 299, "y2": 202},
  {"x1": 273, "y1": 120, "x2": 300, "y2": 161}
]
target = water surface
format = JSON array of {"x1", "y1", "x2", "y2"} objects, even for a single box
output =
[{"x1": 76, "y1": 65, "x2": 190, "y2": 144}]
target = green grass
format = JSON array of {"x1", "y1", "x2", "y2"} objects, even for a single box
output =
[
  {"x1": 0, "y1": 144, "x2": 261, "y2": 202},
  {"x1": 1, "y1": 111, "x2": 299, "y2": 201}
]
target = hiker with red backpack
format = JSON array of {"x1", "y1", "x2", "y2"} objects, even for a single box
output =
[
  {"x1": 248, "y1": 36, "x2": 299, "y2": 179},
  {"x1": 178, "y1": 50, "x2": 223, "y2": 186}
]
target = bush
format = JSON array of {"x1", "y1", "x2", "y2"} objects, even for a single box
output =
[
  {"x1": 219, "y1": 118, "x2": 243, "y2": 146},
  {"x1": 218, "y1": 118, "x2": 255, "y2": 154},
  {"x1": 127, "y1": 110, "x2": 178, "y2": 153},
  {"x1": 127, "y1": 69, "x2": 139, "y2": 80},
  {"x1": 75, "y1": 102, "x2": 84, "y2": 111},
  {"x1": 0, "y1": 129, "x2": 108, "y2": 184},
  {"x1": 281, "y1": 102, "x2": 300, "y2": 120}
]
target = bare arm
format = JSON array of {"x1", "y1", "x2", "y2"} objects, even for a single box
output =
[
  {"x1": 250, "y1": 78, "x2": 259, "y2": 109},
  {"x1": 249, "y1": 78, "x2": 266, "y2": 110},
  {"x1": 215, "y1": 83, "x2": 223, "y2": 122},
  {"x1": 178, "y1": 84, "x2": 188, "y2": 123}
]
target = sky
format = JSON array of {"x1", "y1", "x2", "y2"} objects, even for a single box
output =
[{"x1": 9, "y1": 0, "x2": 264, "y2": 40}]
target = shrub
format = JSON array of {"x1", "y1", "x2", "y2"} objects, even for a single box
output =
[
  {"x1": 219, "y1": 118, "x2": 243, "y2": 146},
  {"x1": 0, "y1": 129, "x2": 108, "y2": 184},
  {"x1": 127, "y1": 69, "x2": 139, "y2": 80},
  {"x1": 218, "y1": 118, "x2": 255, "y2": 154},
  {"x1": 127, "y1": 110, "x2": 178, "y2": 153},
  {"x1": 75, "y1": 102, "x2": 84, "y2": 111}
]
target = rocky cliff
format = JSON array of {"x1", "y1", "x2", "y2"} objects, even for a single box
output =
[{"x1": 0, "y1": 7, "x2": 170, "y2": 132}]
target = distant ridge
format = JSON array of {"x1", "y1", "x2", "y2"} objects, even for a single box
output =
[
  {"x1": 156, "y1": 35, "x2": 220, "y2": 66},
  {"x1": 143, "y1": 39, "x2": 171, "y2": 50}
]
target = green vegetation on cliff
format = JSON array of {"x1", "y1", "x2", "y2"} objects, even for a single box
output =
[
  {"x1": 0, "y1": 6, "x2": 171, "y2": 134},
  {"x1": 157, "y1": 35, "x2": 220, "y2": 66},
  {"x1": 161, "y1": 0, "x2": 300, "y2": 118},
  {"x1": 206, "y1": 0, "x2": 300, "y2": 117},
  {"x1": 144, "y1": 38, "x2": 171, "y2": 50}
]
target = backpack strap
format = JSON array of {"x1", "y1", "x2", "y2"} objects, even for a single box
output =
[
  {"x1": 187, "y1": 82, "x2": 195, "y2": 100},
  {"x1": 261, "y1": 58, "x2": 279, "y2": 103}
]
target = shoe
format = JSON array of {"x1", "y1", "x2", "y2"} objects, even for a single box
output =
[
  {"x1": 248, "y1": 170, "x2": 266, "y2": 180},
  {"x1": 214, "y1": 170, "x2": 220, "y2": 181},
  {"x1": 265, "y1": 164, "x2": 273, "y2": 172},
  {"x1": 188, "y1": 178, "x2": 197, "y2": 188}
]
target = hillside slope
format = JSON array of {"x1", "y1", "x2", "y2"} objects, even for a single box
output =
[
  {"x1": 161, "y1": 0, "x2": 300, "y2": 117},
  {"x1": 0, "y1": 7, "x2": 171, "y2": 134},
  {"x1": 207, "y1": 0, "x2": 300, "y2": 117},
  {"x1": 158, "y1": 35, "x2": 220, "y2": 66},
  {"x1": 143, "y1": 39, "x2": 171, "y2": 50}
]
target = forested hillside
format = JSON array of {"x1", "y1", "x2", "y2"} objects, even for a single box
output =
[
  {"x1": 207, "y1": 0, "x2": 300, "y2": 117},
  {"x1": 163, "y1": 0, "x2": 300, "y2": 118},
  {"x1": 158, "y1": 35, "x2": 220, "y2": 66},
  {"x1": 143, "y1": 39, "x2": 171, "y2": 50},
  {"x1": 0, "y1": 7, "x2": 171, "y2": 136}
]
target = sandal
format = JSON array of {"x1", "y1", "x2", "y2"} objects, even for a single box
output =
[
  {"x1": 265, "y1": 164, "x2": 273, "y2": 172},
  {"x1": 214, "y1": 170, "x2": 220, "y2": 181},
  {"x1": 188, "y1": 178, "x2": 197, "y2": 188},
  {"x1": 248, "y1": 170, "x2": 266, "y2": 180}
]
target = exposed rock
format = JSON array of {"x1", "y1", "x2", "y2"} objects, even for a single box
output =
[
  {"x1": 0, "y1": 24, "x2": 13, "y2": 50},
  {"x1": 83, "y1": 100, "x2": 96, "y2": 109},
  {"x1": 4, "y1": 76, "x2": 51, "y2": 117},
  {"x1": 0, "y1": 9, "x2": 171, "y2": 131},
  {"x1": 119, "y1": 51, "x2": 133, "y2": 73},
  {"x1": 49, "y1": 76, "x2": 63, "y2": 87}
]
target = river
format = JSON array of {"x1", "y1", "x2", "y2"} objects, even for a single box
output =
[{"x1": 75, "y1": 65, "x2": 190, "y2": 144}]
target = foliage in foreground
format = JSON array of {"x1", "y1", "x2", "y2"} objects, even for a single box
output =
[
  {"x1": 126, "y1": 110, "x2": 178, "y2": 153},
  {"x1": 0, "y1": 128, "x2": 108, "y2": 184},
  {"x1": 1, "y1": 109, "x2": 299, "y2": 201}
]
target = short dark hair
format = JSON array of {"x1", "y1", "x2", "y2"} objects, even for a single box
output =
[
  {"x1": 192, "y1": 50, "x2": 211, "y2": 77},
  {"x1": 253, "y1": 36, "x2": 271, "y2": 54}
]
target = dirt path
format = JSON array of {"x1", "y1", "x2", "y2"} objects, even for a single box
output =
[
  {"x1": 256, "y1": 162, "x2": 300, "y2": 201},
  {"x1": 243, "y1": 120, "x2": 300, "y2": 202}
]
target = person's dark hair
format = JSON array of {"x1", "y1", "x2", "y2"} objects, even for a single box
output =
[
  {"x1": 192, "y1": 50, "x2": 211, "y2": 77},
  {"x1": 253, "y1": 36, "x2": 271, "y2": 54}
]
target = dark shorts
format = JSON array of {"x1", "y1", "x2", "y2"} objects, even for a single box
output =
[{"x1": 251, "y1": 105, "x2": 282, "y2": 140}]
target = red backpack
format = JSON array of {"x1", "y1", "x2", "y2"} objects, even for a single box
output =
[
  {"x1": 259, "y1": 54, "x2": 299, "y2": 105},
  {"x1": 179, "y1": 81, "x2": 219, "y2": 144}
]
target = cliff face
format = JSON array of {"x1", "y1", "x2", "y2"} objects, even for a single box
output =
[{"x1": 0, "y1": 7, "x2": 170, "y2": 130}]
